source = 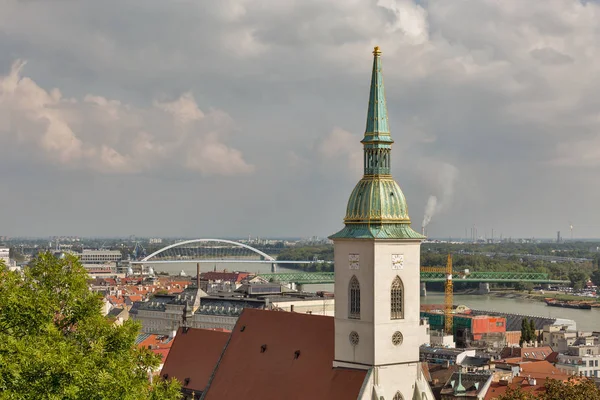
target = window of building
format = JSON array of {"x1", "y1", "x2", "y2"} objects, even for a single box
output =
[
  {"x1": 391, "y1": 276, "x2": 404, "y2": 319},
  {"x1": 349, "y1": 276, "x2": 361, "y2": 319},
  {"x1": 393, "y1": 391, "x2": 403, "y2": 400}
]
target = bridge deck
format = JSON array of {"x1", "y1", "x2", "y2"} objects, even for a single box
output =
[{"x1": 257, "y1": 271, "x2": 569, "y2": 285}]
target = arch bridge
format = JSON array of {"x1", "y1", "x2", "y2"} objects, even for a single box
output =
[
  {"x1": 129, "y1": 238, "x2": 317, "y2": 272},
  {"x1": 136, "y1": 238, "x2": 276, "y2": 263}
]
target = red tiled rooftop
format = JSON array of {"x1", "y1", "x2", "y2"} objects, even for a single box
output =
[
  {"x1": 545, "y1": 351, "x2": 559, "y2": 363},
  {"x1": 202, "y1": 308, "x2": 367, "y2": 400},
  {"x1": 500, "y1": 346, "x2": 553, "y2": 361},
  {"x1": 160, "y1": 327, "x2": 230, "y2": 394},
  {"x1": 484, "y1": 361, "x2": 569, "y2": 400},
  {"x1": 153, "y1": 348, "x2": 171, "y2": 362},
  {"x1": 519, "y1": 361, "x2": 569, "y2": 379},
  {"x1": 200, "y1": 271, "x2": 250, "y2": 283},
  {"x1": 485, "y1": 380, "x2": 547, "y2": 399},
  {"x1": 137, "y1": 334, "x2": 174, "y2": 351},
  {"x1": 107, "y1": 295, "x2": 124, "y2": 305}
]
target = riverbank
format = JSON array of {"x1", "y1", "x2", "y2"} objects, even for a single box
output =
[{"x1": 489, "y1": 290, "x2": 600, "y2": 307}]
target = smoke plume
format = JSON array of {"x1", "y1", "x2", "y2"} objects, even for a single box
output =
[
  {"x1": 422, "y1": 163, "x2": 459, "y2": 228},
  {"x1": 422, "y1": 195, "x2": 438, "y2": 228}
]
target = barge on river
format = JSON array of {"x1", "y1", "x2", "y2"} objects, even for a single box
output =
[{"x1": 544, "y1": 298, "x2": 592, "y2": 310}]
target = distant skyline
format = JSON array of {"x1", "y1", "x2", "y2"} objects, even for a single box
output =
[{"x1": 2, "y1": 1, "x2": 600, "y2": 239}]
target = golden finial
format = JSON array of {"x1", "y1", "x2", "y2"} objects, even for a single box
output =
[{"x1": 373, "y1": 46, "x2": 382, "y2": 55}]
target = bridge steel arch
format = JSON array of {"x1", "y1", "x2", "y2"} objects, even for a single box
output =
[{"x1": 140, "y1": 239, "x2": 275, "y2": 262}]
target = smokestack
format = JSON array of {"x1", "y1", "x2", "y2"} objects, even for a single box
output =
[
  {"x1": 422, "y1": 226, "x2": 425, "y2": 236},
  {"x1": 192, "y1": 263, "x2": 203, "y2": 313},
  {"x1": 197, "y1": 263, "x2": 201, "y2": 288}
]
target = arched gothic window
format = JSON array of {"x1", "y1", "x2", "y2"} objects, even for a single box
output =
[
  {"x1": 349, "y1": 275, "x2": 361, "y2": 319},
  {"x1": 393, "y1": 391, "x2": 403, "y2": 400},
  {"x1": 391, "y1": 276, "x2": 404, "y2": 319}
]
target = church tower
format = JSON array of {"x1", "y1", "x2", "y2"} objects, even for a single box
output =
[{"x1": 330, "y1": 47, "x2": 428, "y2": 400}]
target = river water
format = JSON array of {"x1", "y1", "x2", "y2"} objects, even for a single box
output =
[
  {"x1": 423, "y1": 293, "x2": 600, "y2": 332},
  {"x1": 152, "y1": 261, "x2": 300, "y2": 276},
  {"x1": 153, "y1": 262, "x2": 600, "y2": 332}
]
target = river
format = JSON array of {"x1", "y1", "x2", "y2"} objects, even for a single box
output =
[
  {"x1": 152, "y1": 261, "x2": 300, "y2": 276},
  {"x1": 153, "y1": 262, "x2": 600, "y2": 331},
  {"x1": 423, "y1": 293, "x2": 600, "y2": 332}
]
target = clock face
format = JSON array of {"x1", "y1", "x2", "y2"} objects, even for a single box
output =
[
  {"x1": 391, "y1": 254, "x2": 404, "y2": 270},
  {"x1": 349, "y1": 253, "x2": 360, "y2": 270}
]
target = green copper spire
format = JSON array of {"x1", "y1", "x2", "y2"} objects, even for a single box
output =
[
  {"x1": 454, "y1": 368, "x2": 466, "y2": 395},
  {"x1": 330, "y1": 46, "x2": 424, "y2": 240},
  {"x1": 364, "y1": 46, "x2": 393, "y2": 143},
  {"x1": 362, "y1": 46, "x2": 393, "y2": 176}
]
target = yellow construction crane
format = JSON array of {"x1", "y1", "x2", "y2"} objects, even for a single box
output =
[{"x1": 421, "y1": 254, "x2": 454, "y2": 335}]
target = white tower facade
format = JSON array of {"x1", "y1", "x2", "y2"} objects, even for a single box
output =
[{"x1": 329, "y1": 47, "x2": 431, "y2": 400}]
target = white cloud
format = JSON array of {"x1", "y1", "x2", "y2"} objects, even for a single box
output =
[
  {"x1": 3, "y1": 0, "x2": 600, "y2": 237},
  {"x1": 185, "y1": 133, "x2": 255, "y2": 176},
  {"x1": 0, "y1": 60, "x2": 254, "y2": 176},
  {"x1": 317, "y1": 128, "x2": 363, "y2": 177},
  {"x1": 376, "y1": 0, "x2": 429, "y2": 44},
  {"x1": 155, "y1": 93, "x2": 205, "y2": 124}
]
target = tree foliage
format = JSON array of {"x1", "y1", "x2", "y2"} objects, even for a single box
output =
[
  {"x1": 276, "y1": 245, "x2": 334, "y2": 271},
  {"x1": 0, "y1": 253, "x2": 181, "y2": 400},
  {"x1": 520, "y1": 318, "x2": 537, "y2": 345},
  {"x1": 495, "y1": 377, "x2": 600, "y2": 400},
  {"x1": 568, "y1": 271, "x2": 588, "y2": 291},
  {"x1": 590, "y1": 269, "x2": 600, "y2": 287}
]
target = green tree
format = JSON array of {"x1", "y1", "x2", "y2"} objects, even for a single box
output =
[
  {"x1": 495, "y1": 386, "x2": 537, "y2": 400},
  {"x1": 515, "y1": 281, "x2": 534, "y2": 292},
  {"x1": 495, "y1": 378, "x2": 600, "y2": 400},
  {"x1": 0, "y1": 253, "x2": 181, "y2": 400},
  {"x1": 568, "y1": 271, "x2": 588, "y2": 290},
  {"x1": 520, "y1": 319, "x2": 531, "y2": 345},
  {"x1": 529, "y1": 319, "x2": 537, "y2": 341},
  {"x1": 520, "y1": 318, "x2": 537, "y2": 345},
  {"x1": 591, "y1": 269, "x2": 600, "y2": 287}
]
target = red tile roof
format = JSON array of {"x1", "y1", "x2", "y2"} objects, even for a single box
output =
[
  {"x1": 484, "y1": 361, "x2": 569, "y2": 400},
  {"x1": 545, "y1": 351, "x2": 559, "y2": 363},
  {"x1": 202, "y1": 308, "x2": 368, "y2": 400},
  {"x1": 160, "y1": 328, "x2": 230, "y2": 393},
  {"x1": 200, "y1": 271, "x2": 250, "y2": 283},
  {"x1": 137, "y1": 334, "x2": 174, "y2": 351},
  {"x1": 519, "y1": 361, "x2": 569, "y2": 379},
  {"x1": 107, "y1": 295, "x2": 125, "y2": 306},
  {"x1": 153, "y1": 348, "x2": 171, "y2": 362},
  {"x1": 500, "y1": 346, "x2": 554, "y2": 361}
]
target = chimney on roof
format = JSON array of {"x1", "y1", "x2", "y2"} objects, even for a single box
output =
[
  {"x1": 529, "y1": 378, "x2": 537, "y2": 386},
  {"x1": 191, "y1": 263, "x2": 202, "y2": 313},
  {"x1": 197, "y1": 263, "x2": 200, "y2": 287}
]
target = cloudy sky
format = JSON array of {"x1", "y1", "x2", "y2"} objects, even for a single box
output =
[{"x1": 1, "y1": 0, "x2": 600, "y2": 239}]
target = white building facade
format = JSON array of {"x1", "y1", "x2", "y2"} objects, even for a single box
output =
[
  {"x1": 329, "y1": 46, "x2": 433, "y2": 400},
  {"x1": 556, "y1": 344, "x2": 600, "y2": 377}
]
